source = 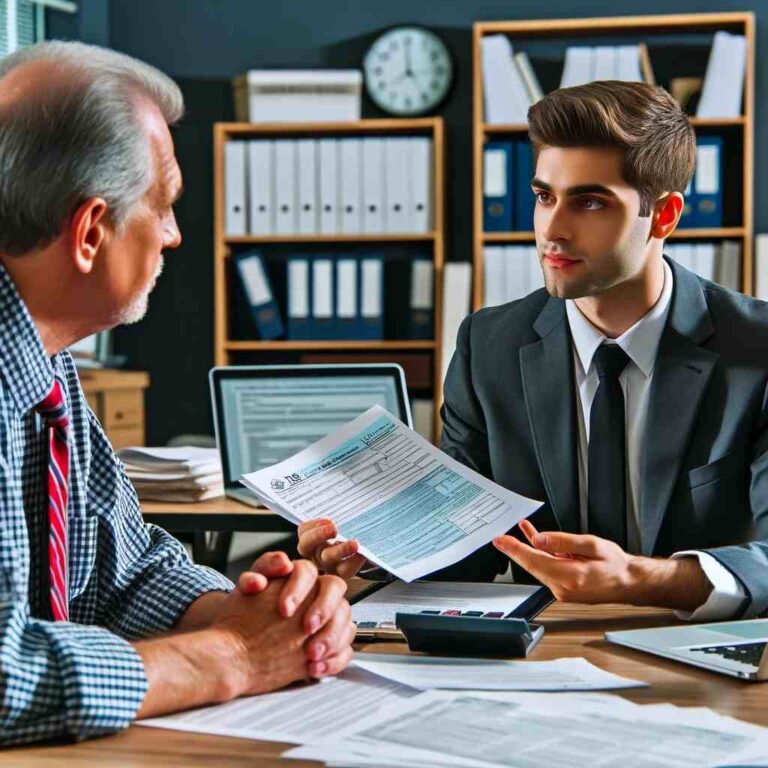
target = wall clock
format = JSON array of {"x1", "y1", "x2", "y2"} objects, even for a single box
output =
[{"x1": 362, "y1": 26, "x2": 453, "y2": 116}]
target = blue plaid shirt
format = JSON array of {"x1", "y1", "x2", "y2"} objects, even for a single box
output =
[{"x1": 0, "y1": 265, "x2": 233, "y2": 746}]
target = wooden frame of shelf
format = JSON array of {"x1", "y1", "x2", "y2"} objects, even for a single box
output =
[
  {"x1": 472, "y1": 12, "x2": 755, "y2": 309},
  {"x1": 213, "y1": 118, "x2": 446, "y2": 441}
]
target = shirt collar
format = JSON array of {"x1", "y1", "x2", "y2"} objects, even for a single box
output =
[
  {"x1": 0, "y1": 262, "x2": 56, "y2": 414},
  {"x1": 566, "y1": 259, "x2": 674, "y2": 379}
]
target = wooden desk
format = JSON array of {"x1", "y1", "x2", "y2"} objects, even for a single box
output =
[
  {"x1": 7, "y1": 599, "x2": 767, "y2": 766},
  {"x1": 142, "y1": 497, "x2": 292, "y2": 570}
]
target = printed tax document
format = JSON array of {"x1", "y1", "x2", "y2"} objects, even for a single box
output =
[
  {"x1": 285, "y1": 690, "x2": 768, "y2": 768},
  {"x1": 351, "y1": 654, "x2": 647, "y2": 692},
  {"x1": 241, "y1": 406, "x2": 542, "y2": 581},
  {"x1": 138, "y1": 666, "x2": 416, "y2": 745},
  {"x1": 351, "y1": 581, "x2": 541, "y2": 626}
]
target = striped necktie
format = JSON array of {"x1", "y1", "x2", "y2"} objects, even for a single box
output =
[{"x1": 35, "y1": 380, "x2": 70, "y2": 622}]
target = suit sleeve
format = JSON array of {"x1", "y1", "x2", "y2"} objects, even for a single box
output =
[
  {"x1": 702, "y1": 379, "x2": 768, "y2": 618},
  {"x1": 435, "y1": 314, "x2": 507, "y2": 582}
]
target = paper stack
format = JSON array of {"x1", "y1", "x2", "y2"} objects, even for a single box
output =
[{"x1": 118, "y1": 446, "x2": 223, "y2": 503}]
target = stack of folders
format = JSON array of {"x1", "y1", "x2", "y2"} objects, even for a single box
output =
[
  {"x1": 233, "y1": 250, "x2": 434, "y2": 342},
  {"x1": 224, "y1": 137, "x2": 432, "y2": 236},
  {"x1": 696, "y1": 31, "x2": 747, "y2": 119},
  {"x1": 679, "y1": 136, "x2": 723, "y2": 228},
  {"x1": 665, "y1": 242, "x2": 742, "y2": 292},
  {"x1": 559, "y1": 44, "x2": 650, "y2": 88},
  {"x1": 118, "y1": 447, "x2": 224, "y2": 503},
  {"x1": 483, "y1": 246, "x2": 545, "y2": 308},
  {"x1": 483, "y1": 140, "x2": 535, "y2": 232},
  {"x1": 481, "y1": 35, "x2": 543, "y2": 124}
]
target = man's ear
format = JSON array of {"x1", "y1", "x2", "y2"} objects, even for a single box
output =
[
  {"x1": 68, "y1": 197, "x2": 110, "y2": 274},
  {"x1": 649, "y1": 192, "x2": 684, "y2": 240}
]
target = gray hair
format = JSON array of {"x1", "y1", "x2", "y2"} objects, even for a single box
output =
[{"x1": 0, "y1": 40, "x2": 184, "y2": 255}]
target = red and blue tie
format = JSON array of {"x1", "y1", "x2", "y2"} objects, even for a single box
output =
[{"x1": 36, "y1": 380, "x2": 70, "y2": 622}]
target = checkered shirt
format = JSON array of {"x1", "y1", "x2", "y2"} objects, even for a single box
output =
[{"x1": 0, "y1": 265, "x2": 233, "y2": 745}]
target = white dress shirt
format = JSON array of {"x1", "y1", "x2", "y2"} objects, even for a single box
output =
[{"x1": 565, "y1": 260, "x2": 744, "y2": 621}]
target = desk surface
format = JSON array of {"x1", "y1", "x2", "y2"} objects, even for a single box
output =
[{"x1": 7, "y1": 597, "x2": 768, "y2": 766}]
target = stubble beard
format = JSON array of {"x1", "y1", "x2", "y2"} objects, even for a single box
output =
[{"x1": 117, "y1": 255, "x2": 165, "y2": 326}]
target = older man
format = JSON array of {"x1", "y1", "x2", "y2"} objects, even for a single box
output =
[{"x1": 0, "y1": 41, "x2": 354, "y2": 746}]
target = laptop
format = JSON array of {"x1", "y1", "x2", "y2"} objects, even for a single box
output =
[
  {"x1": 606, "y1": 619, "x2": 768, "y2": 680},
  {"x1": 209, "y1": 364, "x2": 413, "y2": 507}
]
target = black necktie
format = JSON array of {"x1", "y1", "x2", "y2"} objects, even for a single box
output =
[{"x1": 587, "y1": 344, "x2": 630, "y2": 549}]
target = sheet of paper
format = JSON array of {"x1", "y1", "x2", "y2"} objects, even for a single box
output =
[
  {"x1": 352, "y1": 580, "x2": 542, "y2": 626},
  {"x1": 352, "y1": 654, "x2": 648, "y2": 691},
  {"x1": 293, "y1": 690, "x2": 768, "y2": 768},
  {"x1": 241, "y1": 406, "x2": 542, "y2": 581},
  {"x1": 138, "y1": 666, "x2": 416, "y2": 745}
]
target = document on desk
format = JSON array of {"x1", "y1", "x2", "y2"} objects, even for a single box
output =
[
  {"x1": 285, "y1": 690, "x2": 768, "y2": 768},
  {"x1": 351, "y1": 654, "x2": 647, "y2": 691},
  {"x1": 351, "y1": 580, "x2": 542, "y2": 627},
  {"x1": 138, "y1": 666, "x2": 417, "y2": 745},
  {"x1": 240, "y1": 406, "x2": 542, "y2": 581}
]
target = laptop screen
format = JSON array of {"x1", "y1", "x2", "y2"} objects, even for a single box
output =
[{"x1": 212, "y1": 366, "x2": 411, "y2": 485}]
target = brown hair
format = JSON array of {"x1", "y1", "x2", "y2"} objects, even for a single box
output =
[{"x1": 527, "y1": 80, "x2": 695, "y2": 217}]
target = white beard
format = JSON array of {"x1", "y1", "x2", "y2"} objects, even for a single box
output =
[{"x1": 117, "y1": 255, "x2": 164, "y2": 326}]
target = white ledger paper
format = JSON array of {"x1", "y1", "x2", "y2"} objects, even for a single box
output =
[{"x1": 240, "y1": 406, "x2": 542, "y2": 582}]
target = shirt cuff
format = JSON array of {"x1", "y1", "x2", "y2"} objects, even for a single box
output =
[
  {"x1": 39, "y1": 621, "x2": 148, "y2": 740},
  {"x1": 670, "y1": 550, "x2": 746, "y2": 621}
]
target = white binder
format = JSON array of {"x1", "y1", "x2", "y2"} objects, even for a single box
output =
[
  {"x1": 384, "y1": 138, "x2": 411, "y2": 233},
  {"x1": 297, "y1": 139, "x2": 318, "y2": 234},
  {"x1": 694, "y1": 243, "x2": 716, "y2": 282},
  {"x1": 483, "y1": 246, "x2": 506, "y2": 308},
  {"x1": 527, "y1": 246, "x2": 545, "y2": 293},
  {"x1": 224, "y1": 141, "x2": 247, "y2": 236},
  {"x1": 247, "y1": 140, "x2": 273, "y2": 235},
  {"x1": 361, "y1": 137, "x2": 385, "y2": 234},
  {"x1": 560, "y1": 47, "x2": 593, "y2": 88},
  {"x1": 340, "y1": 138, "x2": 362, "y2": 234},
  {"x1": 312, "y1": 257, "x2": 335, "y2": 337},
  {"x1": 505, "y1": 245, "x2": 528, "y2": 302},
  {"x1": 319, "y1": 139, "x2": 340, "y2": 234},
  {"x1": 274, "y1": 140, "x2": 298, "y2": 234},
  {"x1": 287, "y1": 257, "x2": 310, "y2": 339},
  {"x1": 593, "y1": 46, "x2": 615, "y2": 80},
  {"x1": 410, "y1": 138, "x2": 432, "y2": 233}
]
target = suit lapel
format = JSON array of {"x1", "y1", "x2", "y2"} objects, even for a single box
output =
[
  {"x1": 520, "y1": 297, "x2": 580, "y2": 534},
  {"x1": 640, "y1": 260, "x2": 718, "y2": 555}
]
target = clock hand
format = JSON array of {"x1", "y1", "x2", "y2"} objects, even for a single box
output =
[{"x1": 405, "y1": 38, "x2": 414, "y2": 76}]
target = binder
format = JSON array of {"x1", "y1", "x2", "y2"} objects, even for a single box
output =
[
  {"x1": 680, "y1": 176, "x2": 697, "y2": 228},
  {"x1": 335, "y1": 257, "x2": 358, "y2": 339},
  {"x1": 311, "y1": 256, "x2": 335, "y2": 340},
  {"x1": 408, "y1": 259, "x2": 434, "y2": 339},
  {"x1": 384, "y1": 138, "x2": 411, "y2": 233},
  {"x1": 361, "y1": 138, "x2": 385, "y2": 234},
  {"x1": 716, "y1": 241, "x2": 742, "y2": 292},
  {"x1": 514, "y1": 141, "x2": 535, "y2": 232},
  {"x1": 297, "y1": 139, "x2": 318, "y2": 234},
  {"x1": 410, "y1": 138, "x2": 432, "y2": 233},
  {"x1": 233, "y1": 251, "x2": 284, "y2": 340},
  {"x1": 756, "y1": 234, "x2": 768, "y2": 301},
  {"x1": 483, "y1": 246, "x2": 506, "y2": 308},
  {"x1": 274, "y1": 140, "x2": 298, "y2": 234},
  {"x1": 224, "y1": 141, "x2": 247, "y2": 236},
  {"x1": 695, "y1": 137, "x2": 722, "y2": 228},
  {"x1": 441, "y1": 263, "x2": 472, "y2": 385},
  {"x1": 527, "y1": 246, "x2": 545, "y2": 293},
  {"x1": 697, "y1": 32, "x2": 747, "y2": 119},
  {"x1": 506, "y1": 245, "x2": 529, "y2": 301},
  {"x1": 359, "y1": 256, "x2": 384, "y2": 339},
  {"x1": 593, "y1": 46, "x2": 615, "y2": 80},
  {"x1": 287, "y1": 256, "x2": 311, "y2": 340},
  {"x1": 340, "y1": 138, "x2": 362, "y2": 234},
  {"x1": 695, "y1": 243, "x2": 716, "y2": 282},
  {"x1": 560, "y1": 47, "x2": 593, "y2": 88},
  {"x1": 483, "y1": 141, "x2": 513, "y2": 232},
  {"x1": 480, "y1": 35, "x2": 530, "y2": 124},
  {"x1": 247, "y1": 140, "x2": 273, "y2": 235},
  {"x1": 514, "y1": 52, "x2": 544, "y2": 103},
  {"x1": 319, "y1": 138, "x2": 340, "y2": 234}
]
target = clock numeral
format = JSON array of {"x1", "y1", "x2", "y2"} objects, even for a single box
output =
[
  {"x1": 378, "y1": 81, "x2": 386, "y2": 91},
  {"x1": 421, "y1": 92, "x2": 429, "y2": 102},
  {"x1": 431, "y1": 80, "x2": 440, "y2": 91},
  {"x1": 435, "y1": 65, "x2": 446, "y2": 76}
]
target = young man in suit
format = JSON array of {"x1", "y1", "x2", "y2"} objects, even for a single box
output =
[{"x1": 300, "y1": 80, "x2": 768, "y2": 622}]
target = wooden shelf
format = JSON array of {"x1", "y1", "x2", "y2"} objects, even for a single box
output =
[
  {"x1": 217, "y1": 118, "x2": 440, "y2": 137},
  {"x1": 225, "y1": 233, "x2": 437, "y2": 245},
  {"x1": 472, "y1": 12, "x2": 755, "y2": 307},
  {"x1": 224, "y1": 340, "x2": 436, "y2": 352}
]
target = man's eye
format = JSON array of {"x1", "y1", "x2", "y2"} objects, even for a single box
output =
[
  {"x1": 580, "y1": 197, "x2": 605, "y2": 210},
  {"x1": 534, "y1": 191, "x2": 551, "y2": 204}
]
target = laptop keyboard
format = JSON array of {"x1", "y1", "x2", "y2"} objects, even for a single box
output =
[{"x1": 689, "y1": 641, "x2": 767, "y2": 667}]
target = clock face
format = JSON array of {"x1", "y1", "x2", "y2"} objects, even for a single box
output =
[{"x1": 363, "y1": 26, "x2": 453, "y2": 116}]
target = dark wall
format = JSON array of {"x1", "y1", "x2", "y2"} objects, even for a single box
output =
[{"x1": 57, "y1": 0, "x2": 768, "y2": 444}]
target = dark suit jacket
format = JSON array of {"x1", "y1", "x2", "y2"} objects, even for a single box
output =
[{"x1": 437, "y1": 258, "x2": 768, "y2": 618}]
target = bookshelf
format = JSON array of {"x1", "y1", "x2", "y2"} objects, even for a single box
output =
[
  {"x1": 213, "y1": 118, "x2": 445, "y2": 441},
  {"x1": 472, "y1": 12, "x2": 755, "y2": 309}
]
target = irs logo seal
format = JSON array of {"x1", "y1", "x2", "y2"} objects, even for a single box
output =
[{"x1": 270, "y1": 478, "x2": 285, "y2": 491}]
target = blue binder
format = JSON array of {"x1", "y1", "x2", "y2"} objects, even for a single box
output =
[
  {"x1": 287, "y1": 255, "x2": 312, "y2": 340},
  {"x1": 358, "y1": 255, "x2": 384, "y2": 340},
  {"x1": 407, "y1": 258, "x2": 434, "y2": 340},
  {"x1": 483, "y1": 141, "x2": 514, "y2": 232},
  {"x1": 514, "y1": 141, "x2": 535, "y2": 232},
  {"x1": 695, "y1": 136, "x2": 723, "y2": 228},
  {"x1": 232, "y1": 251, "x2": 284, "y2": 340}
]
